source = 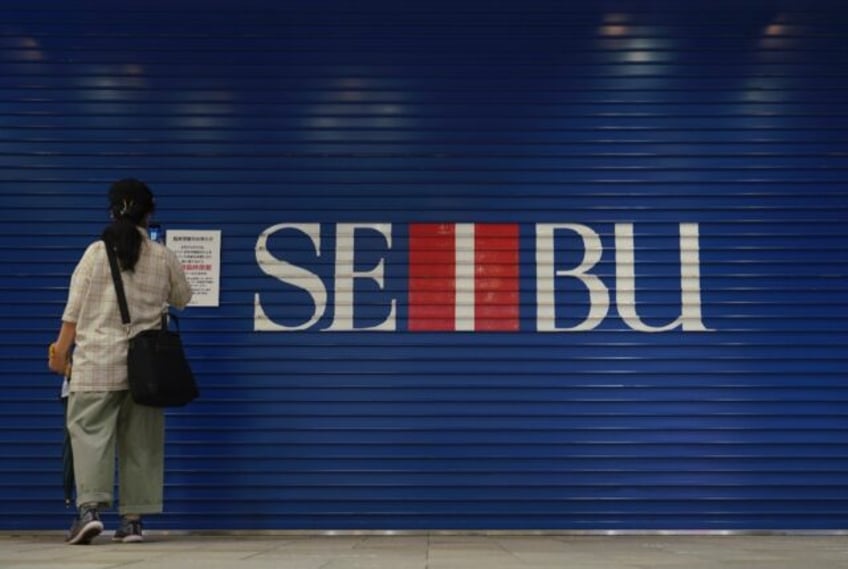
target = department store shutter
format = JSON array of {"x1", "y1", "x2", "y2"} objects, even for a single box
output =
[{"x1": 1, "y1": 0, "x2": 847, "y2": 531}]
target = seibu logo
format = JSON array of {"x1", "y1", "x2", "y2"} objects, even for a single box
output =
[{"x1": 254, "y1": 223, "x2": 713, "y2": 333}]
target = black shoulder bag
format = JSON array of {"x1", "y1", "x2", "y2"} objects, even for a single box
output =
[{"x1": 104, "y1": 239, "x2": 199, "y2": 407}]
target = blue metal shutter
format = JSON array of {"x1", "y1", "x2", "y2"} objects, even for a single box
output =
[{"x1": 2, "y1": 0, "x2": 847, "y2": 530}]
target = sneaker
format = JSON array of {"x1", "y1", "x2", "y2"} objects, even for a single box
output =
[
  {"x1": 66, "y1": 507, "x2": 103, "y2": 545},
  {"x1": 112, "y1": 517, "x2": 143, "y2": 543}
]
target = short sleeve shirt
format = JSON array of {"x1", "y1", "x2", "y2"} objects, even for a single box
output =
[{"x1": 62, "y1": 231, "x2": 192, "y2": 391}]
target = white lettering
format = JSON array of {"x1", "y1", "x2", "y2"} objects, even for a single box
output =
[
  {"x1": 327, "y1": 223, "x2": 397, "y2": 331},
  {"x1": 254, "y1": 222, "x2": 713, "y2": 333},
  {"x1": 454, "y1": 224, "x2": 476, "y2": 331},
  {"x1": 536, "y1": 224, "x2": 610, "y2": 332},
  {"x1": 253, "y1": 223, "x2": 327, "y2": 331},
  {"x1": 615, "y1": 223, "x2": 712, "y2": 332}
]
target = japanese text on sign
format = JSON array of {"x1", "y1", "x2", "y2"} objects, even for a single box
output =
[{"x1": 166, "y1": 230, "x2": 222, "y2": 307}]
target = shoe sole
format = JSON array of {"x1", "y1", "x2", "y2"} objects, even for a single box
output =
[
  {"x1": 113, "y1": 534, "x2": 143, "y2": 543},
  {"x1": 67, "y1": 520, "x2": 104, "y2": 545}
]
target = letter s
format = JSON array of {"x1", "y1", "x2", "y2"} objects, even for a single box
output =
[{"x1": 254, "y1": 223, "x2": 327, "y2": 331}]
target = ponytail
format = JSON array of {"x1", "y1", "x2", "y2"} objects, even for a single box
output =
[
  {"x1": 101, "y1": 178, "x2": 155, "y2": 272},
  {"x1": 102, "y1": 218, "x2": 145, "y2": 271}
]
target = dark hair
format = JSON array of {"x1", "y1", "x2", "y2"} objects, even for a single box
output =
[{"x1": 101, "y1": 178, "x2": 155, "y2": 271}]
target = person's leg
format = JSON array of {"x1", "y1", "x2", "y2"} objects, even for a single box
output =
[
  {"x1": 66, "y1": 391, "x2": 122, "y2": 544},
  {"x1": 68, "y1": 391, "x2": 121, "y2": 507},
  {"x1": 114, "y1": 391, "x2": 164, "y2": 542}
]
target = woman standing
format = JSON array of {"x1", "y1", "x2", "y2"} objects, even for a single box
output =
[{"x1": 49, "y1": 179, "x2": 192, "y2": 545}]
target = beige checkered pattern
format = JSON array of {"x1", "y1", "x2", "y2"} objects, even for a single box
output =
[{"x1": 62, "y1": 232, "x2": 192, "y2": 391}]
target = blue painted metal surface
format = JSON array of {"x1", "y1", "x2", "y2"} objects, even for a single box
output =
[{"x1": 1, "y1": 0, "x2": 847, "y2": 530}]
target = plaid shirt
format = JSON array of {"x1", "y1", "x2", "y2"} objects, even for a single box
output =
[{"x1": 62, "y1": 232, "x2": 192, "y2": 391}]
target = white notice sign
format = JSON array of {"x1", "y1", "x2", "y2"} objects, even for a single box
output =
[{"x1": 166, "y1": 230, "x2": 222, "y2": 307}]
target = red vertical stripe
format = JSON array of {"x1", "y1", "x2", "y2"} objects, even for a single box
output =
[
  {"x1": 475, "y1": 224, "x2": 520, "y2": 331},
  {"x1": 408, "y1": 223, "x2": 456, "y2": 331}
]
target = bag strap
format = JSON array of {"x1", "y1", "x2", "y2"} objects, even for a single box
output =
[{"x1": 103, "y1": 239, "x2": 132, "y2": 326}]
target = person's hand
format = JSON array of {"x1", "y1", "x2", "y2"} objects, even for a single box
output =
[{"x1": 48, "y1": 343, "x2": 70, "y2": 376}]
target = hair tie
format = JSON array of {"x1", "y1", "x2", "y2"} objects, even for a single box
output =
[{"x1": 119, "y1": 199, "x2": 134, "y2": 217}]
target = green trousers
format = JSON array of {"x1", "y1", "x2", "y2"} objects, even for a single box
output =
[{"x1": 66, "y1": 391, "x2": 164, "y2": 514}]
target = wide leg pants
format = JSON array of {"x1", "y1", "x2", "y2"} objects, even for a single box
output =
[{"x1": 66, "y1": 390, "x2": 164, "y2": 514}]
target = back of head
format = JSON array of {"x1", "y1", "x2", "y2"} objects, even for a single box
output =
[{"x1": 101, "y1": 179, "x2": 156, "y2": 271}]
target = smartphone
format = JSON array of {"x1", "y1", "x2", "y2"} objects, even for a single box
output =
[{"x1": 148, "y1": 223, "x2": 164, "y2": 243}]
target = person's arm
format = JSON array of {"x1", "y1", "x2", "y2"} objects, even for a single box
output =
[
  {"x1": 50, "y1": 242, "x2": 95, "y2": 375},
  {"x1": 49, "y1": 321, "x2": 76, "y2": 375},
  {"x1": 166, "y1": 249, "x2": 193, "y2": 309}
]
